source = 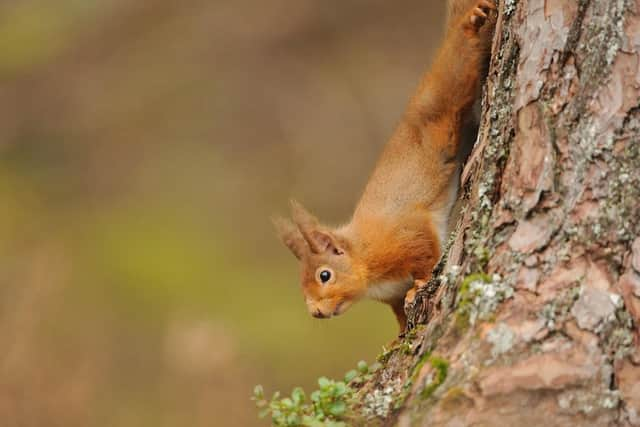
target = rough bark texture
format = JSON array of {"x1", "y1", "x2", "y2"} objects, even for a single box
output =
[{"x1": 354, "y1": 0, "x2": 640, "y2": 425}]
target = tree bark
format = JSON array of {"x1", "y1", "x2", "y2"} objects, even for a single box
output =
[{"x1": 355, "y1": 0, "x2": 640, "y2": 425}]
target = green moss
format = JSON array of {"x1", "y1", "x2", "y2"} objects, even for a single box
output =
[
  {"x1": 419, "y1": 356, "x2": 449, "y2": 400},
  {"x1": 400, "y1": 341, "x2": 414, "y2": 355},
  {"x1": 472, "y1": 245, "x2": 491, "y2": 267},
  {"x1": 393, "y1": 379, "x2": 413, "y2": 411},
  {"x1": 376, "y1": 345, "x2": 394, "y2": 364},
  {"x1": 403, "y1": 324, "x2": 424, "y2": 341},
  {"x1": 459, "y1": 273, "x2": 492, "y2": 293},
  {"x1": 454, "y1": 273, "x2": 491, "y2": 332},
  {"x1": 390, "y1": 352, "x2": 432, "y2": 411},
  {"x1": 454, "y1": 311, "x2": 471, "y2": 332},
  {"x1": 411, "y1": 352, "x2": 431, "y2": 383}
]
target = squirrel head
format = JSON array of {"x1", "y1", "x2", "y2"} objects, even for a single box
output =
[{"x1": 273, "y1": 200, "x2": 367, "y2": 319}]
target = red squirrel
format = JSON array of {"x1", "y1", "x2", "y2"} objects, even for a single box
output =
[{"x1": 274, "y1": 0, "x2": 496, "y2": 332}]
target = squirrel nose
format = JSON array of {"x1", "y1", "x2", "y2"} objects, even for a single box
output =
[{"x1": 312, "y1": 309, "x2": 328, "y2": 319}]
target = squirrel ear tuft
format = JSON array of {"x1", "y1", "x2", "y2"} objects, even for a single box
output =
[
  {"x1": 272, "y1": 216, "x2": 308, "y2": 260},
  {"x1": 289, "y1": 200, "x2": 322, "y2": 253},
  {"x1": 287, "y1": 200, "x2": 346, "y2": 255},
  {"x1": 289, "y1": 200, "x2": 318, "y2": 227}
]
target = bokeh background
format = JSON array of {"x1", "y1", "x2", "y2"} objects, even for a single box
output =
[{"x1": 0, "y1": 0, "x2": 444, "y2": 425}]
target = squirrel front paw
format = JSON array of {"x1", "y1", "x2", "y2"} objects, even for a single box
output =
[{"x1": 464, "y1": 0, "x2": 496, "y2": 33}]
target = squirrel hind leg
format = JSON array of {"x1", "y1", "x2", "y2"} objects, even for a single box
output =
[{"x1": 398, "y1": 279, "x2": 430, "y2": 335}]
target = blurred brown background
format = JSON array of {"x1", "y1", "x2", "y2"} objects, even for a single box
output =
[{"x1": 0, "y1": 0, "x2": 443, "y2": 426}]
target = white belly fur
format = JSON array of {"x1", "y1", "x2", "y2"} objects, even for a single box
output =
[{"x1": 366, "y1": 278, "x2": 413, "y2": 302}]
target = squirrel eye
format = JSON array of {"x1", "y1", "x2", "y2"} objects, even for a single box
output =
[
  {"x1": 315, "y1": 267, "x2": 335, "y2": 285},
  {"x1": 319, "y1": 269, "x2": 332, "y2": 284}
]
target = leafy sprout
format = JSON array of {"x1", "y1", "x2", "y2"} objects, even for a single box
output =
[{"x1": 252, "y1": 360, "x2": 383, "y2": 426}]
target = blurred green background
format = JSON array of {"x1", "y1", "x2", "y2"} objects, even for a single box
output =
[{"x1": 0, "y1": 0, "x2": 443, "y2": 425}]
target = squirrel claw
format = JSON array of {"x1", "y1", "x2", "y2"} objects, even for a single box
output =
[{"x1": 467, "y1": 0, "x2": 496, "y2": 31}]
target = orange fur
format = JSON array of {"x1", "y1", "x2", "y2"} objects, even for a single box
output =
[{"x1": 275, "y1": 0, "x2": 496, "y2": 333}]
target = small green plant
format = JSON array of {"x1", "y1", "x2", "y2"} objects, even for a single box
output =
[
  {"x1": 344, "y1": 359, "x2": 382, "y2": 385},
  {"x1": 252, "y1": 361, "x2": 382, "y2": 426},
  {"x1": 252, "y1": 379, "x2": 350, "y2": 427}
]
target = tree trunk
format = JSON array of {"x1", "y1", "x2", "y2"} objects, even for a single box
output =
[{"x1": 356, "y1": 0, "x2": 640, "y2": 425}]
